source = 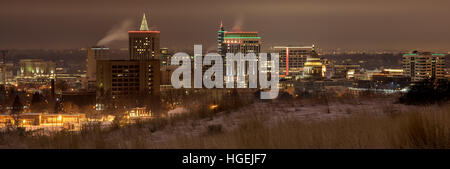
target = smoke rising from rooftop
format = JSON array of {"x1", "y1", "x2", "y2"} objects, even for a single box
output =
[
  {"x1": 232, "y1": 15, "x2": 245, "y2": 31},
  {"x1": 97, "y1": 19, "x2": 133, "y2": 46}
]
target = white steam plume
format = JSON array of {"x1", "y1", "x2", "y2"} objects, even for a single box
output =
[
  {"x1": 97, "y1": 19, "x2": 133, "y2": 46},
  {"x1": 232, "y1": 15, "x2": 245, "y2": 31}
]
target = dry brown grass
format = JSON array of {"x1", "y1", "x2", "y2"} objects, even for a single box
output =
[
  {"x1": 1, "y1": 101, "x2": 450, "y2": 149},
  {"x1": 156, "y1": 103, "x2": 450, "y2": 149}
]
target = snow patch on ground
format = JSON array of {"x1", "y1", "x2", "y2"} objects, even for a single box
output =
[{"x1": 129, "y1": 97, "x2": 419, "y2": 144}]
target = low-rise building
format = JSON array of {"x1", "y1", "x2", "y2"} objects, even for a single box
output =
[{"x1": 17, "y1": 59, "x2": 56, "y2": 84}]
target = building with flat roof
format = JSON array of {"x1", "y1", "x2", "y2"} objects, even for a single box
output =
[
  {"x1": 216, "y1": 23, "x2": 262, "y2": 88},
  {"x1": 271, "y1": 45, "x2": 318, "y2": 77},
  {"x1": 223, "y1": 31, "x2": 261, "y2": 55},
  {"x1": 17, "y1": 59, "x2": 56, "y2": 84},
  {"x1": 96, "y1": 59, "x2": 160, "y2": 98},
  {"x1": 86, "y1": 46, "x2": 109, "y2": 90},
  {"x1": 223, "y1": 31, "x2": 261, "y2": 87},
  {"x1": 0, "y1": 113, "x2": 86, "y2": 131},
  {"x1": 334, "y1": 64, "x2": 361, "y2": 79},
  {"x1": 402, "y1": 51, "x2": 446, "y2": 82}
]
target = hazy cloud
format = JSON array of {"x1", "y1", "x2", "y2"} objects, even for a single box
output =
[{"x1": 0, "y1": 0, "x2": 449, "y2": 51}]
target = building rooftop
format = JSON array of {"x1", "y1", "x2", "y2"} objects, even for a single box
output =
[
  {"x1": 224, "y1": 32, "x2": 259, "y2": 39},
  {"x1": 128, "y1": 31, "x2": 160, "y2": 33}
]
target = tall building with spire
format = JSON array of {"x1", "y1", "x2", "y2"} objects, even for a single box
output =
[
  {"x1": 217, "y1": 22, "x2": 262, "y2": 88},
  {"x1": 129, "y1": 13, "x2": 160, "y2": 60},
  {"x1": 140, "y1": 13, "x2": 150, "y2": 31},
  {"x1": 217, "y1": 20, "x2": 226, "y2": 56}
]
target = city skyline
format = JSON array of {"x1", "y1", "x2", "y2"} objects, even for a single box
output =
[
  {"x1": 1, "y1": 0, "x2": 450, "y2": 155},
  {"x1": 0, "y1": 0, "x2": 449, "y2": 52}
]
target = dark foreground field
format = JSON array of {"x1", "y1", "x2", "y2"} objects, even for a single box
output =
[{"x1": 1, "y1": 96, "x2": 450, "y2": 149}]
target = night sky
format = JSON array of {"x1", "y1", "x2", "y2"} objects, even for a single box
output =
[{"x1": 1, "y1": 0, "x2": 449, "y2": 51}]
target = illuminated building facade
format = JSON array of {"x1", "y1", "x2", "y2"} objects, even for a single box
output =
[
  {"x1": 96, "y1": 60, "x2": 160, "y2": 98},
  {"x1": 271, "y1": 45, "x2": 317, "y2": 77},
  {"x1": 129, "y1": 13, "x2": 160, "y2": 61},
  {"x1": 402, "y1": 51, "x2": 446, "y2": 82},
  {"x1": 382, "y1": 69, "x2": 404, "y2": 77},
  {"x1": 354, "y1": 69, "x2": 410, "y2": 91},
  {"x1": 17, "y1": 59, "x2": 56, "y2": 84},
  {"x1": 222, "y1": 31, "x2": 261, "y2": 87},
  {"x1": 126, "y1": 107, "x2": 152, "y2": 119},
  {"x1": 354, "y1": 69, "x2": 405, "y2": 81},
  {"x1": 0, "y1": 113, "x2": 86, "y2": 130},
  {"x1": 302, "y1": 57, "x2": 323, "y2": 79},
  {"x1": 223, "y1": 31, "x2": 261, "y2": 55},
  {"x1": 322, "y1": 58, "x2": 335, "y2": 79},
  {"x1": 334, "y1": 64, "x2": 361, "y2": 79}
]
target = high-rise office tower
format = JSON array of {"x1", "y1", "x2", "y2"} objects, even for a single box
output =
[
  {"x1": 215, "y1": 22, "x2": 263, "y2": 87},
  {"x1": 96, "y1": 60, "x2": 160, "y2": 98},
  {"x1": 222, "y1": 31, "x2": 261, "y2": 55},
  {"x1": 221, "y1": 31, "x2": 261, "y2": 87},
  {"x1": 86, "y1": 46, "x2": 109, "y2": 90},
  {"x1": 129, "y1": 13, "x2": 160, "y2": 61},
  {"x1": 217, "y1": 22, "x2": 261, "y2": 56},
  {"x1": 97, "y1": 13, "x2": 161, "y2": 98},
  {"x1": 271, "y1": 45, "x2": 317, "y2": 77},
  {"x1": 402, "y1": 51, "x2": 446, "y2": 82}
]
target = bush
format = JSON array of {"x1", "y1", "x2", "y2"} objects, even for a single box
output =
[{"x1": 399, "y1": 79, "x2": 450, "y2": 105}]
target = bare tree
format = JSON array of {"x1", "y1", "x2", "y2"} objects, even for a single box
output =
[{"x1": 10, "y1": 95, "x2": 23, "y2": 128}]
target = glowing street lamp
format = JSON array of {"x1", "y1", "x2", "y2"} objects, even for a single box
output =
[{"x1": 210, "y1": 104, "x2": 218, "y2": 110}]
